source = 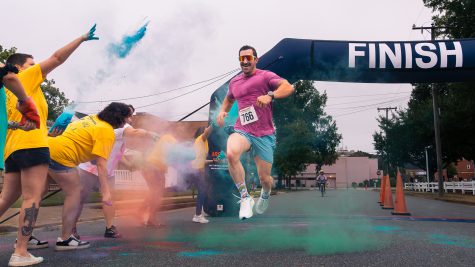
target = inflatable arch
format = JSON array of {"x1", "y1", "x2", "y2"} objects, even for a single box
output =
[{"x1": 205, "y1": 38, "x2": 475, "y2": 216}]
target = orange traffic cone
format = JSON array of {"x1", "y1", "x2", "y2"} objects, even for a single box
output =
[
  {"x1": 378, "y1": 174, "x2": 386, "y2": 205},
  {"x1": 391, "y1": 170, "x2": 411, "y2": 215},
  {"x1": 382, "y1": 175, "x2": 394, "y2": 209}
]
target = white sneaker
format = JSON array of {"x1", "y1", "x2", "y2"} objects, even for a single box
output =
[
  {"x1": 8, "y1": 252, "x2": 43, "y2": 266},
  {"x1": 192, "y1": 214, "x2": 209, "y2": 224},
  {"x1": 238, "y1": 196, "x2": 255, "y2": 220},
  {"x1": 55, "y1": 235, "x2": 90, "y2": 251},
  {"x1": 255, "y1": 194, "x2": 270, "y2": 214},
  {"x1": 14, "y1": 235, "x2": 49, "y2": 250}
]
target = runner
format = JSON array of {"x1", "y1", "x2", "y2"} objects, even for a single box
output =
[
  {"x1": 47, "y1": 102, "x2": 132, "y2": 250},
  {"x1": 216, "y1": 45, "x2": 294, "y2": 220},
  {"x1": 0, "y1": 25, "x2": 98, "y2": 266}
]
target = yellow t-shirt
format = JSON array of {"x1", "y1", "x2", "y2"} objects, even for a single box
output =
[
  {"x1": 48, "y1": 115, "x2": 115, "y2": 167},
  {"x1": 4, "y1": 64, "x2": 48, "y2": 160},
  {"x1": 146, "y1": 134, "x2": 176, "y2": 172},
  {"x1": 191, "y1": 134, "x2": 208, "y2": 170}
]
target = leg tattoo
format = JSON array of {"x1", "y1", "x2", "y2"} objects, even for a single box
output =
[{"x1": 21, "y1": 203, "x2": 39, "y2": 236}]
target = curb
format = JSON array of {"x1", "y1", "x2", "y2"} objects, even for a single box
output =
[{"x1": 0, "y1": 201, "x2": 196, "y2": 234}]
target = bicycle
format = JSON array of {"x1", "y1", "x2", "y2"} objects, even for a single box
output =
[{"x1": 317, "y1": 181, "x2": 326, "y2": 197}]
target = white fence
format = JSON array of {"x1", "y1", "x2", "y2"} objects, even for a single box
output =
[
  {"x1": 404, "y1": 181, "x2": 475, "y2": 195},
  {"x1": 113, "y1": 170, "x2": 148, "y2": 191}
]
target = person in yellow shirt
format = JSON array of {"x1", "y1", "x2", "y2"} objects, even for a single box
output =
[
  {"x1": 139, "y1": 134, "x2": 176, "y2": 227},
  {"x1": 47, "y1": 102, "x2": 133, "y2": 251},
  {"x1": 191, "y1": 125, "x2": 213, "y2": 223},
  {"x1": 0, "y1": 25, "x2": 99, "y2": 267}
]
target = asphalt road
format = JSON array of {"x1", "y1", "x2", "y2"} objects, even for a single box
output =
[{"x1": 1, "y1": 189, "x2": 475, "y2": 267}]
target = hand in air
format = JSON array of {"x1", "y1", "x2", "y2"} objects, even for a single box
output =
[{"x1": 83, "y1": 24, "x2": 99, "y2": 41}]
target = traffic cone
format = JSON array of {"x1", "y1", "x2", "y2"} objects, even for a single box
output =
[
  {"x1": 378, "y1": 174, "x2": 386, "y2": 205},
  {"x1": 391, "y1": 170, "x2": 411, "y2": 215},
  {"x1": 382, "y1": 175, "x2": 394, "y2": 209}
]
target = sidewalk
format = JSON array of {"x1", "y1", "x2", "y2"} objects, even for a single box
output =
[{"x1": 0, "y1": 195, "x2": 196, "y2": 234}]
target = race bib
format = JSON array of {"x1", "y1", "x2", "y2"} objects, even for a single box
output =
[{"x1": 239, "y1": 106, "x2": 259, "y2": 126}]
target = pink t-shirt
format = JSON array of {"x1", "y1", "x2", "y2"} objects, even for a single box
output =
[{"x1": 227, "y1": 69, "x2": 283, "y2": 137}]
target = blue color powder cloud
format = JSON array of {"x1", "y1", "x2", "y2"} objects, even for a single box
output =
[{"x1": 108, "y1": 22, "x2": 149, "y2": 59}]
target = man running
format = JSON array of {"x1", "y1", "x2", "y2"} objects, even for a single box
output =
[{"x1": 216, "y1": 45, "x2": 294, "y2": 220}]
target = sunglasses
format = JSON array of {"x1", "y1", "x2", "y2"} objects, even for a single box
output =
[{"x1": 239, "y1": 55, "x2": 256, "y2": 62}]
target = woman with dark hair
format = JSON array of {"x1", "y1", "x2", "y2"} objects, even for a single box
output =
[{"x1": 47, "y1": 102, "x2": 132, "y2": 250}]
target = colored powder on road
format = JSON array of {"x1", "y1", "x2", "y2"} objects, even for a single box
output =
[
  {"x1": 108, "y1": 22, "x2": 149, "y2": 59},
  {"x1": 429, "y1": 234, "x2": 475, "y2": 248},
  {"x1": 178, "y1": 250, "x2": 224, "y2": 258},
  {"x1": 372, "y1": 225, "x2": 401, "y2": 233},
  {"x1": 162, "y1": 191, "x2": 392, "y2": 255},
  {"x1": 193, "y1": 218, "x2": 387, "y2": 255}
]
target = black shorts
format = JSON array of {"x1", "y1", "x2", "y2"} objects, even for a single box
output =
[{"x1": 5, "y1": 147, "x2": 50, "y2": 173}]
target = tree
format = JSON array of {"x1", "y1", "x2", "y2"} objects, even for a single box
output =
[
  {"x1": 374, "y1": 1, "x2": 475, "y2": 178},
  {"x1": 273, "y1": 80, "x2": 341, "y2": 188},
  {"x1": 42, "y1": 79, "x2": 70, "y2": 121},
  {"x1": 0, "y1": 45, "x2": 70, "y2": 121}
]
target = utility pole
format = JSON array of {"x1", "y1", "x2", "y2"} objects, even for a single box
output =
[
  {"x1": 377, "y1": 107, "x2": 397, "y2": 176},
  {"x1": 412, "y1": 23, "x2": 448, "y2": 197}
]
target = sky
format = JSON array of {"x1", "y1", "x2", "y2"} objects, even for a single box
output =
[{"x1": 1, "y1": 0, "x2": 434, "y2": 153}]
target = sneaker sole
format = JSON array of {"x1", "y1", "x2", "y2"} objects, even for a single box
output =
[
  {"x1": 13, "y1": 244, "x2": 49, "y2": 250},
  {"x1": 104, "y1": 234, "x2": 122, "y2": 238},
  {"x1": 8, "y1": 257, "x2": 43, "y2": 267},
  {"x1": 27, "y1": 244, "x2": 49, "y2": 250},
  {"x1": 55, "y1": 243, "x2": 90, "y2": 251}
]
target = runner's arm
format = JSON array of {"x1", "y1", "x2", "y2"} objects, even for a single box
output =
[
  {"x1": 39, "y1": 24, "x2": 98, "y2": 78},
  {"x1": 1, "y1": 72, "x2": 29, "y2": 101},
  {"x1": 273, "y1": 79, "x2": 295, "y2": 99}
]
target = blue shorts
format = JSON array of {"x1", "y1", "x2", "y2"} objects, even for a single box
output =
[
  {"x1": 49, "y1": 159, "x2": 75, "y2": 173},
  {"x1": 235, "y1": 130, "x2": 276, "y2": 164}
]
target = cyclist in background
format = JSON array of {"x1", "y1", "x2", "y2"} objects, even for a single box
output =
[{"x1": 316, "y1": 170, "x2": 328, "y2": 196}]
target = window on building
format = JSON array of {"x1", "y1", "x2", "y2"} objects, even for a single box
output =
[{"x1": 468, "y1": 164, "x2": 471, "y2": 170}]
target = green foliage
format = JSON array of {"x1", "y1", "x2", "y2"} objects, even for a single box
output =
[
  {"x1": 273, "y1": 80, "x2": 341, "y2": 185},
  {"x1": 423, "y1": 0, "x2": 475, "y2": 38},
  {"x1": 41, "y1": 79, "x2": 70, "y2": 121},
  {"x1": 374, "y1": 1, "x2": 475, "y2": 179},
  {"x1": 0, "y1": 44, "x2": 69, "y2": 121},
  {"x1": 0, "y1": 45, "x2": 17, "y2": 63}
]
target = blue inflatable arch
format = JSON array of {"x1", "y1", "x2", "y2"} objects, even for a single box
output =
[{"x1": 204, "y1": 38, "x2": 475, "y2": 216}]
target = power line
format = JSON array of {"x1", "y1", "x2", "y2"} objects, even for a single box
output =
[
  {"x1": 332, "y1": 97, "x2": 408, "y2": 118},
  {"x1": 135, "y1": 70, "x2": 235, "y2": 109},
  {"x1": 327, "y1": 91, "x2": 411, "y2": 99},
  {"x1": 326, "y1": 94, "x2": 410, "y2": 108},
  {"x1": 76, "y1": 68, "x2": 240, "y2": 104}
]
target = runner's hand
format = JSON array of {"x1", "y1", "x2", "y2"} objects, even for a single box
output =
[
  {"x1": 256, "y1": 95, "x2": 272, "y2": 108},
  {"x1": 48, "y1": 127, "x2": 64, "y2": 137},
  {"x1": 216, "y1": 111, "x2": 227, "y2": 127},
  {"x1": 83, "y1": 24, "x2": 99, "y2": 41},
  {"x1": 16, "y1": 97, "x2": 40, "y2": 129},
  {"x1": 18, "y1": 120, "x2": 36, "y2": 131}
]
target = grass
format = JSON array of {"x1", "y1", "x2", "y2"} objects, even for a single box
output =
[{"x1": 405, "y1": 190, "x2": 475, "y2": 205}]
